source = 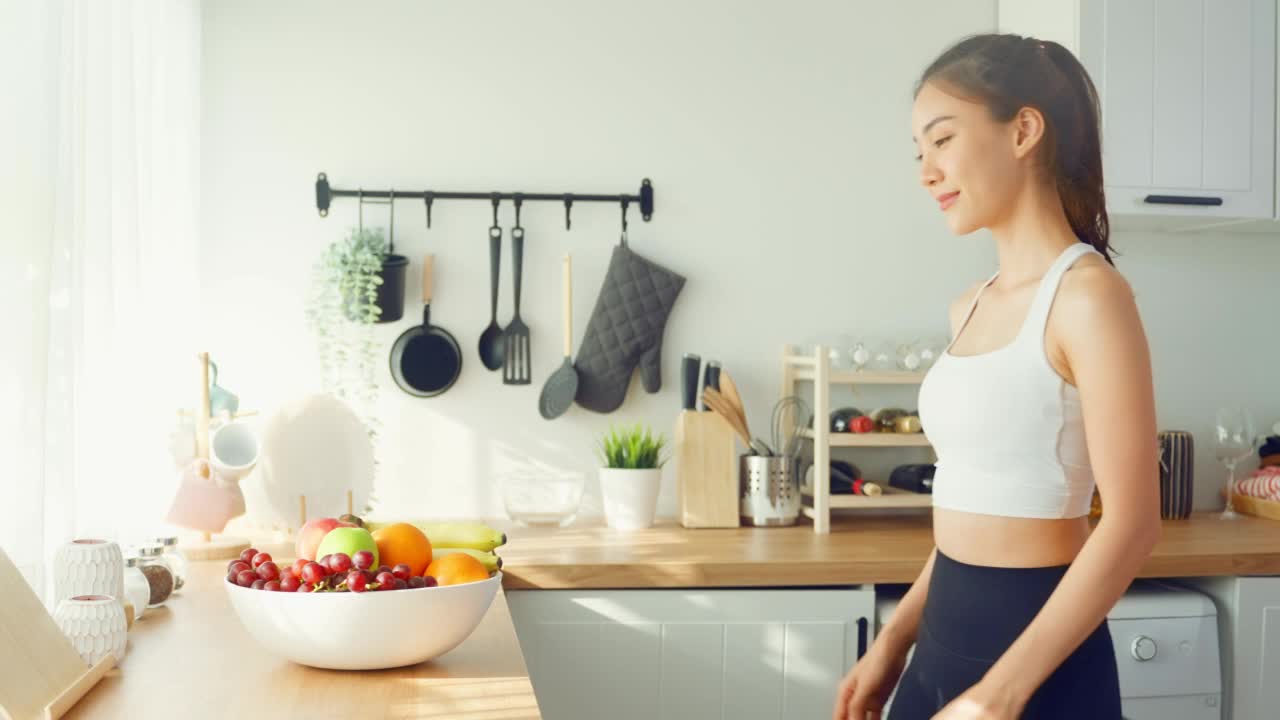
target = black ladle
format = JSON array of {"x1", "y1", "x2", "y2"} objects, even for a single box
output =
[{"x1": 478, "y1": 223, "x2": 505, "y2": 371}]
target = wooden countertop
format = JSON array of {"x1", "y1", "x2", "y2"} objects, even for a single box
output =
[
  {"x1": 497, "y1": 512, "x2": 1280, "y2": 589},
  {"x1": 69, "y1": 562, "x2": 540, "y2": 719}
]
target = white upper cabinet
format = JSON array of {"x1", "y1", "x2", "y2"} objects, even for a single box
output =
[{"x1": 999, "y1": 0, "x2": 1276, "y2": 221}]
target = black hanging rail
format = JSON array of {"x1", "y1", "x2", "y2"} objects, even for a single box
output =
[{"x1": 314, "y1": 172, "x2": 654, "y2": 230}]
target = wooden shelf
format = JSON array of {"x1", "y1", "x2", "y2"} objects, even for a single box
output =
[
  {"x1": 782, "y1": 343, "x2": 936, "y2": 533},
  {"x1": 792, "y1": 368, "x2": 927, "y2": 385},
  {"x1": 802, "y1": 487, "x2": 933, "y2": 510},
  {"x1": 800, "y1": 429, "x2": 931, "y2": 447}
]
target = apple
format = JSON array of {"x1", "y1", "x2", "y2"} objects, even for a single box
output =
[
  {"x1": 315, "y1": 527, "x2": 379, "y2": 570},
  {"x1": 296, "y1": 517, "x2": 357, "y2": 561}
]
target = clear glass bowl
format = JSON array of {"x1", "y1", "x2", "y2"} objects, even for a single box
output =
[{"x1": 500, "y1": 469, "x2": 584, "y2": 528}]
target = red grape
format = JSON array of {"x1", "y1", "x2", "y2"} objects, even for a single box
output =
[
  {"x1": 228, "y1": 560, "x2": 250, "y2": 575},
  {"x1": 280, "y1": 575, "x2": 300, "y2": 592},
  {"x1": 318, "y1": 554, "x2": 332, "y2": 568},
  {"x1": 375, "y1": 571, "x2": 396, "y2": 589},
  {"x1": 239, "y1": 547, "x2": 258, "y2": 564},
  {"x1": 256, "y1": 561, "x2": 280, "y2": 582},
  {"x1": 236, "y1": 569, "x2": 257, "y2": 587},
  {"x1": 347, "y1": 571, "x2": 368, "y2": 593},
  {"x1": 327, "y1": 553, "x2": 352, "y2": 574},
  {"x1": 408, "y1": 576, "x2": 426, "y2": 589},
  {"x1": 423, "y1": 575, "x2": 438, "y2": 588},
  {"x1": 393, "y1": 578, "x2": 408, "y2": 591},
  {"x1": 352, "y1": 551, "x2": 374, "y2": 571},
  {"x1": 263, "y1": 580, "x2": 282, "y2": 592},
  {"x1": 291, "y1": 558, "x2": 308, "y2": 578},
  {"x1": 392, "y1": 564, "x2": 412, "y2": 581},
  {"x1": 301, "y1": 562, "x2": 326, "y2": 585},
  {"x1": 377, "y1": 565, "x2": 392, "y2": 575},
  {"x1": 250, "y1": 552, "x2": 272, "y2": 569},
  {"x1": 251, "y1": 579, "x2": 266, "y2": 590},
  {"x1": 226, "y1": 570, "x2": 240, "y2": 585}
]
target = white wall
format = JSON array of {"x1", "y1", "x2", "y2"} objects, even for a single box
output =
[{"x1": 201, "y1": 0, "x2": 1280, "y2": 524}]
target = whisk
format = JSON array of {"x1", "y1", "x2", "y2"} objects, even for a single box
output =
[{"x1": 771, "y1": 395, "x2": 812, "y2": 460}]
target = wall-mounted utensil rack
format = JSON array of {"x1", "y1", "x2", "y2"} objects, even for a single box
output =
[{"x1": 314, "y1": 172, "x2": 654, "y2": 230}]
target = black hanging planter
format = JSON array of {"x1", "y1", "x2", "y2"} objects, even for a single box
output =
[{"x1": 374, "y1": 253, "x2": 408, "y2": 323}]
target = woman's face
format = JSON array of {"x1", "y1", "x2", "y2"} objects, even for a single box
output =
[{"x1": 911, "y1": 81, "x2": 1027, "y2": 235}]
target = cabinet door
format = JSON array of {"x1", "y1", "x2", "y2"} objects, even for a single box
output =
[
  {"x1": 1078, "y1": 0, "x2": 1276, "y2": 219},
  {"x1": 507, "y1": 588, "x2": 874, "y2": 720},
  {"x1": 1231, "y1": 577, "x2": 1280, "y2": 720}
]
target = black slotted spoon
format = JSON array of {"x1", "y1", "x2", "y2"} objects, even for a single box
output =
[
  {"x1": 539, "y1": 254, "x2": 578, "y2": 419},
  {"x1": 502, "y1": 224, "x2": 531, "y2": 385}
]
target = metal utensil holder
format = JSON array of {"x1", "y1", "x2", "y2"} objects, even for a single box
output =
[{"x1": 740, "y1": 454, "x2": 801, "y2": 526}]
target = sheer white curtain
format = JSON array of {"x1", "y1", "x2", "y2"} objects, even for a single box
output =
[{"x1": 0, "y1": 0, "x2": 201, "y2": 601}]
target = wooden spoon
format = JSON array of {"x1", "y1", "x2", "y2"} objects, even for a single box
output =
[{"x1": 702, "y1": 387, "x2": 752, "y2": 447}]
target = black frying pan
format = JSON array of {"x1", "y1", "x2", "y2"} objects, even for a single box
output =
[{"x1": 390, "y1": 254, "x2": 461, "y2": 397}]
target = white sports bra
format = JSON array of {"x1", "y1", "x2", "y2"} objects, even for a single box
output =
[{"x1": 918, "y1": 242, "x2": 1098, "y2": 519}]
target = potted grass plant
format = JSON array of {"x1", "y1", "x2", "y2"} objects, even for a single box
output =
[{"x1": 596, "y1": 424, "x2": 668, "y2": 530}]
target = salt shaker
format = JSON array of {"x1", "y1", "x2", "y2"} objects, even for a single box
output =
[{"x1": 122, "y1": 556, "x2": 151, "y2": 621}]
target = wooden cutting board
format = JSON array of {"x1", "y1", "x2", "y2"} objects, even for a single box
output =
[{"x1": 0, "y1": 547, "x2": 115, "y2": 720}]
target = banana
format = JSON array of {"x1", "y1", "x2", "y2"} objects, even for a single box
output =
[
  {"x1": 432, "y1": 547, "x2": 503, "y2": 572},
  {"x1": 366, "y1": 520, "x2": 507, "y2": 552}
]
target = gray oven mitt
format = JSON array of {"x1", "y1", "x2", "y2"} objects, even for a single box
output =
[{"x1": 573, "y1": 243, "x2": 685, "y2": 413}]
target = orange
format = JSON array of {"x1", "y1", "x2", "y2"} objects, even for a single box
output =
[
  {"x1": 371, "y1": 523, "x2": 433, "y2": 577},
  {"x1": 425, "y1": 553, "x2": 490, "y2": 586}
]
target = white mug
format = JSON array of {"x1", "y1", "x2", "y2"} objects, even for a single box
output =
[{"x1": 210, "y1": 420, "x2": 260, "y2": 484}]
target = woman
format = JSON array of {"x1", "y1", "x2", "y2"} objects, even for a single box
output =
[{"x1": 834, "y1": 34, "x2": 1162, "y2": 720}]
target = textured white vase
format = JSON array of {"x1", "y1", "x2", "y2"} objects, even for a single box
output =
[
  {"x1": 599, "y1": 468, "x2": 662, "y2": 530},
  {"x1": 54, "y1": 539, "x2": 124, "y2": 608},
  {"x1": 54, "y1": 594, "x2": 128, "y2": 665}
]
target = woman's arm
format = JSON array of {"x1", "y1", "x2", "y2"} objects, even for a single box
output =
[
  {"x1": 878, "y1": 547, "x2": 936, "y2": 655},
  {"x1": 972, "y1": 264, "x2": 1164, "y2": 711}
]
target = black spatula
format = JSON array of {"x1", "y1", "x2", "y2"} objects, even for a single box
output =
[{"x1": 502, "y1": 225, "x2": 531, "y2": 385}]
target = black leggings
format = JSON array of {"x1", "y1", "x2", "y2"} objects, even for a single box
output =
[{"x1": 887, "y1": 549, "x2": 1121, "y2": 719}]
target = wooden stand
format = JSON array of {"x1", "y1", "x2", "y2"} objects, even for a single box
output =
[
  {"x1": 0, "y1": 548, "x2": 114, "y2": 720},
  {"x1": 675, "y1": 410, "x2": 740, "y2": 528},
  {"x1": 177, "y1": 351, "x2": 249, "y2": 561},
  {"x1": 782, "y1": 344, "x2": 934, "y2": 534}
]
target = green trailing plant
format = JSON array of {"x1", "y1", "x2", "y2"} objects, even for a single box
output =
[
  {"x1": 598, "y1": 424, "x2": 668, "y2": 470},
  {"x1": 306, "y1": 227, "x2": 387, "y2": 509}
]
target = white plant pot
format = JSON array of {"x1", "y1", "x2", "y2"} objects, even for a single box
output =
[
  {"x1": 599, "y1": 468, "x2": 662, "y2": 530},
  {"x1": 54, "y1": 594, "x2": 128, "y2": 665},
  {"x1": 53, "y1": 539, "x2": 124, "y2": 610}
]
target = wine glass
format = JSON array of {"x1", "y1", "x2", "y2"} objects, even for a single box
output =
[{"x1": 1214, "y1": 407, "x2": 1257, "y2": 520}]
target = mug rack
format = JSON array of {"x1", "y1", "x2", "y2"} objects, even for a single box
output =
[{"x1": 314, "y1": 173, "x2": 655, "y2": 230}]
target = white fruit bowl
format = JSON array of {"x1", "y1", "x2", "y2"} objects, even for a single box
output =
[{"x1": 225, "y1": 571, "x2": 501, "y2": 670}]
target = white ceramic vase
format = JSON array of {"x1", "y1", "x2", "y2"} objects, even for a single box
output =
[
  {"x1": 54, "y1": 594, "x2": 128, "y2": 665},
  {"x1": 599, "y1": 468, "x2": 662, "y2": 530},
  {"x1": 53, "y1": 539, "x2": 124, "y2": 608}
]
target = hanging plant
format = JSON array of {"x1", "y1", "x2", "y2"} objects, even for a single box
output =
[{"x1": 306, "y1": 227, "x2": 387, "y2": 509}]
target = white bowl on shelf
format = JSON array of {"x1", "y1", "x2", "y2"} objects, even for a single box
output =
[{"x1": 224, "y1": 572, "x2": 501, "y2": 670}]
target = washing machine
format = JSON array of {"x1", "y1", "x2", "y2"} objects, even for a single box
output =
[{"x1": 874, "y1": 580, "x2": 1222, "y2": 719}]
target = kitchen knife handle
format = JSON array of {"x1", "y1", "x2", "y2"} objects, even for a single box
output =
[
  {"x1": 681, "y1": 354, "x2": 701, "y2": 411},
  {"x1": 701, "y1": 360, "x2": 721, "y2": 411}
]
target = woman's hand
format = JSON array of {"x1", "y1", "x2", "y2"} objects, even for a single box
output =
[
  {"x1": 832, "y1": 640, "x2": 909, "y2": 720},
  {"x1": 929, "y1": 679, "x2": 1024, "y2": 720}
]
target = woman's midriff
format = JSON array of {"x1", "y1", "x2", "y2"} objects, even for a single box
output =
[{"x1": 933, "y1": 508, "x2": 1092, "y2": 567}]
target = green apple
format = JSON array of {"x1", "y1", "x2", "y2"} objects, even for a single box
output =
[{"x1": 315, "y1": 527, "x2": 379, "y2": 567}]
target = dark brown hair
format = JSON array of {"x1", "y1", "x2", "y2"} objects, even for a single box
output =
[{"x1": 917, "y1": 34, "x2": 1114, "y2": 265}]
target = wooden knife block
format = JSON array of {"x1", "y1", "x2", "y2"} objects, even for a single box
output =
[{"x1": 675, "y1": 410, "x2": 740, "y2": 528}]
